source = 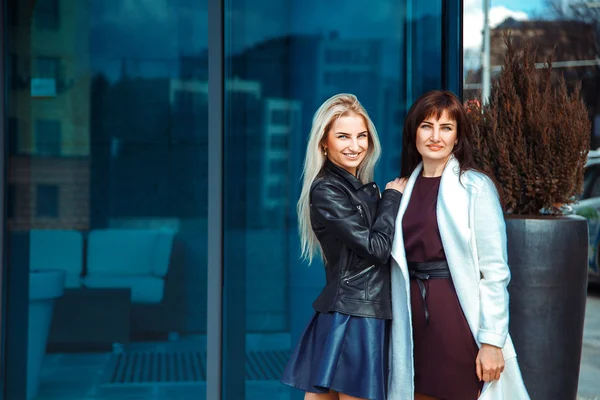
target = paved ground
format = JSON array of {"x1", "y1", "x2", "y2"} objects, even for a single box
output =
[{"x1": 578, "y1": 290, "x2": 600, "y2": 399}]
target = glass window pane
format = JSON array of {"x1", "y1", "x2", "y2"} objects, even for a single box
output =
[
  {"x1": 36, "y1": 184, "x2": 59, "y2": 218},
  {"x1": 7, "y1": 184, "x2": 17, "y2": 219},
  {"x1": 34, "y1": 0, "x2": 60, "y2": 30},
  {"x1": 6, "y1": 1, "x2": 209, "y2": 399},
  {"x1": 223, "y1": 0, "x2": 445, "y2": 398},
  {"x1": 34, "y1": 119, "x2": 61, "y2": 156}
]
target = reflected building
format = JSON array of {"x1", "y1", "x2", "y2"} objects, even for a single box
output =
[
  {"x1": 261, "y1": 98, "x2": 302, "y2": 224},
  {"x1": 232, "y1": 33, "x2": 405, "y2": 184},
  {"x1": 490, "y1": 18, "x2": 598, "y2": 68},
  {"x1": 318, "y1": 36, "x2": 403, "y2": 179},
  {"x1": 91, "y1": 74, "x2": 179, "y2": 227},
  {"x1": 0, "y1": 0, "x2": 463, "y2": 398},
  {"x1": 8, "y1": 0, "x2": 91, "y2": 230}
]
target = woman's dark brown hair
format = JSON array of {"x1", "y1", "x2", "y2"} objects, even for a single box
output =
[{"x1": 400, "y1": 90, "x2": 503, "y2": 204}]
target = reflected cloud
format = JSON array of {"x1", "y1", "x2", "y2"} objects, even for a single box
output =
[{"x1": 463, "y1": 0, "x2": 529, "y2": 51}]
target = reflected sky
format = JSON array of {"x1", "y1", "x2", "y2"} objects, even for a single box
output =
[
  {"x1": 463, "y1": 0, "x2": 552, "y2": 69},
  {"x1": 497, "y1": 0, "x2": 546, "y2": 13}
]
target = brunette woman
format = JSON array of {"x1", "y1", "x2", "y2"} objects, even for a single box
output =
[{"x1": 387, "y1": 91, "x2": 530, "y2": 400}]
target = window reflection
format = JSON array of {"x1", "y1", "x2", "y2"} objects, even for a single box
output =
[
  {"x1": 6, "y1": 1, "x2": 209, "y2": 399},
  {"x1": 3, "y1": 0, "x2": 455, "y2": 397},
  {"x1": 223, "y1": 0, "x2": 445, "y2": 398},
  {"x1": 463, "y1": 2, "x2": 599, "y2": 148}
]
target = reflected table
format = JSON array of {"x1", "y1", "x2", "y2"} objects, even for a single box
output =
[{"x1": 47, "y1": 288, "x2": 131, "y2": 352}]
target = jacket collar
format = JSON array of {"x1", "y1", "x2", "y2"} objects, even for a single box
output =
[{"x1": 323, "y1": 159, "x2": 364, "y2": 190}]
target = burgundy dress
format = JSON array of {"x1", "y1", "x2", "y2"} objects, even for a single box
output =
[{"x1": 402, "y1": 174, "x2": 483, "y2": 400}]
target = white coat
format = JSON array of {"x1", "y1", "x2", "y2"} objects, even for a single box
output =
[{"x1": 388, "y1": 156, "x2": 530, "y2": 400}]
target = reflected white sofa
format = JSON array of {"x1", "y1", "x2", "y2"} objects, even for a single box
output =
[
  {"x1": 30, "y1": 228, "x2": 176, "y2": 302},
  {"x1": 82, "y1": 228, "x2": 175, "y2": 304},
  {"x1": 30, "y1": 230, "x2": 84, "y2": 287}
]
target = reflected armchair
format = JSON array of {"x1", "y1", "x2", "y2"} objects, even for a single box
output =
[{"x1": 82, "y1": 228, "x2": 175, "y2": 304}]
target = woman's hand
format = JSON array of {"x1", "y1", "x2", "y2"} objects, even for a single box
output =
[
  {"x1": 476, "y1": 344, "x2": 505, "y2": 382},
  {"x1": 386, "y1": 177, "x2": 407, "y2": 193}
]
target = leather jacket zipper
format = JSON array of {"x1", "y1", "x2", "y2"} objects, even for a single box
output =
[
  {"x1": 356, "y1": 202, "x2": 372, "y2": 226},
  {"x1": 356, "y1": 204, "x2": 365, "y2": 220},
  {"x1": 343, "y1": 265, "x2": 375, "y2": 283}
]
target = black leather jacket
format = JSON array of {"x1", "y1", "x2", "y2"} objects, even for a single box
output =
[{"x1": 309, "y1": 160, "x2": 402, "y2": 319}]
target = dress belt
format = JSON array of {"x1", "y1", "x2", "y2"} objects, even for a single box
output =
[{"x1": 407, "y1": 260, "x2": 451, "y2": 325}]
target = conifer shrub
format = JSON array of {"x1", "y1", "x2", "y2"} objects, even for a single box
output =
[{"x1": 467, "y1": 34, "x2": 591, "y2": 215}]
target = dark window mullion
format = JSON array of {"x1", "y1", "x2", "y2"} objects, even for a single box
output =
[
  {"x1": 206, "y1": 0, "x2": 224, "y2": 398},
  {"x1": 442, "y1": 0, "x2": 463, "y2": 97}
]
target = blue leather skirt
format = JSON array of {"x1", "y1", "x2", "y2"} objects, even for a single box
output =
[{"x1": 280, "y1": 311, "x2": 389, "y2": 400}]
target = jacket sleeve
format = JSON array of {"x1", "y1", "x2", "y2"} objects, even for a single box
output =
[
  {"x1": 310, "y1": 180, "x2": 402, "y2": 265},
  {"x1": 473, "y1": 178, "x2": 511, "y2": 348}
]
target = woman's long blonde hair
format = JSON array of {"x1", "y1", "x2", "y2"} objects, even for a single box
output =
[{"x1": 298, "y1": 93, "x2": 382, "y2": 264}]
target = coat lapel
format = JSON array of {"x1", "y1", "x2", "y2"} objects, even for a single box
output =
[
  {"x1": 388, "y1": 164, "x2": 423, "y2": 400},
  {"x1": 437, "y1": 156, "x2": 471, "y2": 250},
  {"x1": 437, "y1": 157, "x2": 479, "y2": 333}
]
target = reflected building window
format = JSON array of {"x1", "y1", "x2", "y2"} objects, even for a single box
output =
[
  {"x1": 271, "y1": 109, "x2": 291, "y2": 125},
  {"x1": 34, "y1": 56, "x2": 60, "y2": 80},
  {"x1": 269, "y1": 158, "x2": 288, "y2": 172},
  {"x1": 8, "y1": 118, "x2": 19, "y2": 155},
  {"x1": 270, "y1": 134, "x2": 288, "y2": 150},
  {"x1": 34, "y1": 119, "x2": 62, "y2": 156},
  {"x1": 267, "y1": 183, "x2": 286, "y2": 199},
  {"x1": 34, "y1": 0, "x2": 60, "y2": 30},
  {"x1": 7, "y1": 184, "x2": 17, "y2": 220},
  {"x1": 325, "y1": 49, "x2": 334, "y2": 64},
  {"x1": 36, "y1": 184, "x2": 59, "y2": 218},
  {"x1": 9, "y1": 52, "x2": 19, "y2": 87},
  {"x1": 9, "y1": 1, "x2": 19, "y2": 26}
]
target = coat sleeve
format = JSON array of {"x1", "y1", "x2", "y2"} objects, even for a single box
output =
[
  {"x1": 473, "y1": 178, "x2": 511, "y2": 348},
  {"x1": 310, "y1": 180, "x2": 402, "y2": 265}
]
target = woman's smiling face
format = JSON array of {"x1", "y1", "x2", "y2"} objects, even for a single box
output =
[
  {"x1": 323, "y1": 113, "x2": 369, "y2": 176},
  {"x1": 416, "y1": 109, "x2": 457, "y2": 165}
]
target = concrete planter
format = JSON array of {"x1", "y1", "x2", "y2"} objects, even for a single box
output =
[
  {"x1": 506, "y1": 215, "x2": 588, "y2": 400},
  {"x1": 28, "y1": 270, "x2": 66, "y2": 400}
]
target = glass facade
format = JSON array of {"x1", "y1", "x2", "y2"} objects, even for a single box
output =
[
  {"x1": 0, "y1": 0, "x2": 461, "y2": 399},
  {"x1": 4, "y1": 1, "x2": 209, "y2": 399},
  {"x1": 222, "y1": 0, "x2": 453, "y2": 398}
]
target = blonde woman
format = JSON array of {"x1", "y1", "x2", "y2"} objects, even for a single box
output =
[{"x1": 280, "y1": 93, "x2": 406, "y2": 400}]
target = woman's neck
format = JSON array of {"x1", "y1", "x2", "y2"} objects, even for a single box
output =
[{"x1": 422, "y1": 157, "x2": 450, "y2": 177}]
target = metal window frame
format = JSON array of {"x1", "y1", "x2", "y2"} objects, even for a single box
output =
[
  {"x1": 442, "y1": 0, "x2": 464, "y2": 97},
  {"x1": 0, "y1": 0, "x2": 5, "y2": 397},
  {"x1": 207, "y1": 0, "x2": 224, "y2": 398}
]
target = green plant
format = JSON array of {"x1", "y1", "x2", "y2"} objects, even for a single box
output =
[{"x1": 467, "y1": 34, "x2": 591, "y2": 215}]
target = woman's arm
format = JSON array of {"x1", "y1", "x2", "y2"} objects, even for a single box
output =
[
  {"x1": 310, "y1": 180, "x2": 402, "y2": 265},
  {"x1": 473, "y1": 177, "x2": 510, "y2": 382},
  {"x1": 473, "y1": 178, "x2": 511, "y2": 349}
]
